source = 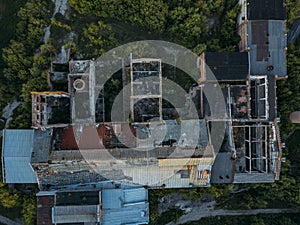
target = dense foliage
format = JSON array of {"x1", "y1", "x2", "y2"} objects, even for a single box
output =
[
  {"x1": 0, "y1": 0, "x2": 54, "y2": 128},
  {"x1": 68, "y1": 0, "x2": 240, "y2": 50},
  {"x1": 277, "y1": 39, "x2": 300, "y2": 138}
]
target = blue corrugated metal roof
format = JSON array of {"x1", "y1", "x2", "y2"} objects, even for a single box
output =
[
  {"x1": 102, "y1": 189, "x2": 123, "y2": 209},
  {"x1": 124, "y1": 188, "x2": 148, "y2": 203},
  {"x1": 3, "y1": 130, "x2": 34, "y2": 157},
  {"x1": 101, "y1": 187, "x2": 149, "y2": 225},
  {"x1": 102, "y1": 204, "x2": 149, "y2": 225},
  {"x1": 2, "y1": 130, "x2": 37, "y2": 183}
]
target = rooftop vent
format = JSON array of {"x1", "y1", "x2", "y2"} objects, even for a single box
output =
[
  {"x1": 267, "y1": 65, "x2": 274, "y2": 71},
  {"x1": 73, "y1": 79, "x2": 86, "y2": 91}
]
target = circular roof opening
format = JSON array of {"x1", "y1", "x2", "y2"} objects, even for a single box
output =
[
  {"x1": 267, "y1": 65, "x2": 274, "y2": 71},
  {"x1": 73, "y1": 79, "x2": 85, "y2": 91}
]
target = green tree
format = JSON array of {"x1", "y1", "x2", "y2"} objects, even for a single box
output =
[
  {"x1": 81, "y1": 21, "x2": 117, "y2": 58},
  {"x1": 167, "y1": 7, "x2": 208, "y2": 48},
  {"x1": 21, "y1": 194, "x2": 37, "y2": 225},
  {"x1": 277, "y1": 41, "x2": 300, "y2": 137},
  {"x1": 206, "y1": 0, "x2": 226, "y2": 15},
  {"x1": 193, "y1": 43, "x2": 207, "y2": 55},
  {"x1": 250, "y1": 217, "x2": 266, "y2": 225},
  {"x1": 0, "y1": 0, "x2": 53, "y2": 129},
  {"x1": 125, "y1": 0, "x2": 168, "y2": 33},
  {"x1": 2, "y1": 40, "x2": 32, "y2": 81},
  {"x1": 286, "y1": 0, "x2": 300, "y2": 27},
  {"x1": 0, "y1": 183, "x2": 20, "y2": 208},
  {"x1": 218, "y1": 3, "x2": 241, "y2": 51},
  {"x1": 16, "y1": 0, "x2": 50, "y2": 50}
]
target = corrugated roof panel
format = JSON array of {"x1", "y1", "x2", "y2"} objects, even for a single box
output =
[
  {"x1": 2, "y1": 130, "x2": 37, "y2": 183},
  {"x1": 3, "y1": 130, "x2": 34, "y2": 157},
  {"x1": 124, "y1": 188, "x2": 148, "y2": 204},
  {"x1": 4, "y1": 157, "x2": 37, "y2": 183},
  {"x1": 101, "y1": 187, "x2": 149, "y2": 225},
  {"x1": 102, "y1": 203, "x2": 149, "y2": 225},
  {"x1": 31, "y1": 129, "x2": 52, "y2": 163},
  {"x1": 102, "y1": 189, "x2": 123, "y2": 209},
  {"x1": 52, "y1": 205, "x2": 99, "y2": 224}
]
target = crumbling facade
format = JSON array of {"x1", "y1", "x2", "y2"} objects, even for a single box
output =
[{"x1": 32, "y1": 92, "x2": 70, "y2": 129}]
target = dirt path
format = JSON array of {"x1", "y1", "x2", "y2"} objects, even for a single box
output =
[
  {"x1": 0, "y1": 215, "x2": 22, "y2": 225},
  {"x1": 1, "y1": 101, "x2": 21, "y2": 129},
  {"x1": 167, "y1": 208, "x2": 298, "y2": 225}
]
